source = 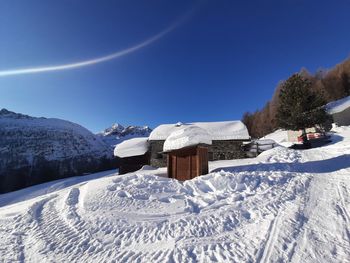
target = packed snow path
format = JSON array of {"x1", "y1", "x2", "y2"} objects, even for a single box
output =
[{"x1": 1, "y1": 127, "x2": 350, "y2": 262}]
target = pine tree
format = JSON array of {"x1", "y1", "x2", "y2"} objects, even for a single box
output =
[{"x1": 276, "y1": 74, "x2": 330, "y2": 140}]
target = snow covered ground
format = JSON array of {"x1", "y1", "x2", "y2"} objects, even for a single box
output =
[
  {"x1": 260, "y1": 129, "x2": 294, "y2": 147},
  {"x1": 326, "y1": 95, "x2": 350, "y2": 114},
  {"x1": 1, "y1": 127, "x2": 350, "y2": 262}
]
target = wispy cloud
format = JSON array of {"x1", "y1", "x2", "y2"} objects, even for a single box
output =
[{"x1": 0, "y1": 9, "x2": 192, "y2": 78}]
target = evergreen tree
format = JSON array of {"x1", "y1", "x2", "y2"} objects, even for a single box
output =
[
  {"x1": 276, "y1": 74, "x2": 330, "y2": 138},
  {"x1": 341, "y1": 72, "x2": 350, "y2": 96}
]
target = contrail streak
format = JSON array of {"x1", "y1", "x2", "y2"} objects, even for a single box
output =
[{"x1": 0, "y1": 11, "x2": 189, "y2": 77}]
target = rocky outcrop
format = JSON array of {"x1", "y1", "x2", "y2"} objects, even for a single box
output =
[{"x1": 97, "y1": 123, "x2": 152, "y2": 148}]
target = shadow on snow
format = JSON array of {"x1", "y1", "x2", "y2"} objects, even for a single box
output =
[{"x1": 212, "y1": 154, "x2": 350, "y2": 174}]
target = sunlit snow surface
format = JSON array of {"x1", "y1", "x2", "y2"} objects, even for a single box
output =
[
  {"x1": 326, "y1": 95, "x2": 350, "y2": 114},
  {"x1": 1, "y1": 127, "x2": 350, "y2": 262},
  {"x1": 163, "y1": 125, "x2": 212, "y2": 152},
  {"x1": 149, "y1": 121, "x2": 250, "y2": 141},
  {"x1": 260, "y1": 129, "x2": 294, "y2": 147},
  {"x1": 114, "y1": 137, "x2": 149, "y2": 158}
]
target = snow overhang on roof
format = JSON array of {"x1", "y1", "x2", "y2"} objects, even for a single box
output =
[
  {"x1": 149, "y1": 121, "x2": 250, "y2": 141},
  {"x1": 114, "y1": 137, "x2": 149, "y2": 158},
  {"x1": 326, "y1": 95, "x2": 350, "y2": 114},
  {"x1": 163, "y1": 125, "x2": 212, "y2": 152}
]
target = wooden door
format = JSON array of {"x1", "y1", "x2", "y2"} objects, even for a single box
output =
[
  {"x1": 198, "y1": 147, "x2": 208, "y2": 175},
  {"x1": 176, "y1": 155, "x2": 191, "y2": 180},
  {"x1": 167, "y1": 146, "x2": 206, "y2": 180}
]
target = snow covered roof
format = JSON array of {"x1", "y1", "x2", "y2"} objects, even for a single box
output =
[
  {"x1": 326, "y1": 95, "x2": 350, "y2": 114},
  {"x1": 114, "y1": 137, "x2": 149, "y2": 158},
  {"x1": 163, "y1": 125, "x2": 212, "y2": 152},
  {"x1": 149, "y1": 121, "x2": 250, "y2": 141}
]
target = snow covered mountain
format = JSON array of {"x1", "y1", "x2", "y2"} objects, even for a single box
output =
[
  {"x1": 0, "y1": 109, "x2": 115, "y2": 193},
  {"x1": 97, "y1": 123, "x2": 152, "y2": 148}
]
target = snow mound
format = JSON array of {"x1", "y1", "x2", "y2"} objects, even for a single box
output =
[
  {"x1": 163, "y1": 125, "x2": 212, "y2": 152},
  {"x1": 114, "y1": 137, "x2": 149, "y2": 158},
  {"x1": 332, "y1": 124, "x2": 350, "y2": 134},
  {"x1": 245, "y1": 139, "x2": 278, "y2": 153},
  {"x1": 326, "y1": 95, "x2": 350, "y2": 114},
  {"x1": 261, "y1": 129, "x2": 293, "y2": 147},
  {"x1": 150, "y1": 120, "x2": 250, "y2": 140}
]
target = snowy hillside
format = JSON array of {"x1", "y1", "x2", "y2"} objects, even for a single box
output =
[
  {"x1": 0, "y1": 109, "x2": 114, "y2": 193},
  {"x1": 1, "y1": 125, "x2": 350, "y2": 262},
  {"x1": 326, "y1": 95, "x2": 350, "y2": 114},
  {"x1": 97, "y1": 123, "x2": 152, "y2": 148}
]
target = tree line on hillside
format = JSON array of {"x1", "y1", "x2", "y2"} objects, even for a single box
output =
[{"x1": 243, "y1": 57, "x2": 350, "y2": 138}]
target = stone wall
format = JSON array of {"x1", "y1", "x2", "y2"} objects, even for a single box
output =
[
  {"x1": 149, "y1": 140, "x2": 248, "y2": 168},
  {"x1": 149, "y1": 141, "x2": 167, "y2": 167},
  {"x1": 209, "y1": 140, "x2": 247, "y2": 160}
]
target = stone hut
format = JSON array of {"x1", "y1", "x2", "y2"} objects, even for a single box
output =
[
  {"x1": 114, "y1": 137, "x2": 150, "y2": 174},
  {"x1": 149, "y1": 121, "x2": 250, "y2": 167}
]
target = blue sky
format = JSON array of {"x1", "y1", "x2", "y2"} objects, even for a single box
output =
[{"x1": 1, "y1": 0, "x2": 350, "y2": 132}]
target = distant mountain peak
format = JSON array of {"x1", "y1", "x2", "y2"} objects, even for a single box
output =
[
  {"x1": 98, "y1": 123, "x2": 152, "y2": 147},
  {"x1": 120, "y1": 125, "x2": 152, "y2": 136},
  {"x1": 112, "y1": 123, "x2": 124, "y2": 130},
  {"x1": 102, "y1": 123, "x2": 125, "y2": 136}
]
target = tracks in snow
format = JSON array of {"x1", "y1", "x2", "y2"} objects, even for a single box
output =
[
  {"x1": 17, "y1": 174, "x2": 302, "y2": 262},
  {"x1": 289, "y1": 171, "x2": 350, "y2": 263},
  {"x1": 2, "y1": 145, "x2": 350, "y2": 262},
  {"x1": 256, "y1": 173, "x2": 312, "y2": 263},
  {"x1": 337, "y1": 182, "x2": 350, "y2": 224}
]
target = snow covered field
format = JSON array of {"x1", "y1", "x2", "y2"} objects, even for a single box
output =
[{"x1": 1, "y1": 127, "x2": 350, "y2": 262}]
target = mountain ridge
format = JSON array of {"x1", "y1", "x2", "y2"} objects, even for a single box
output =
[
  {"x1": 0, "y1": 109, "x2": 116, "y2": 193},
  {"x1": 97, "y1": 123, "x2": 152, "y2": 148}
]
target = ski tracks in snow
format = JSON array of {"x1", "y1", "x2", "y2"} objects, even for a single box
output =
[
  {"x1": 256, "y1": 158, "x2": 312, "y2": 263},
  {"x1": 8, "y1": 170, "x2": 300, "y2": 262},
  {"x1": 337, "y1": 182, "x2": 350, "y2": 224},
  {"x1": 1, "y1": 143, "x2": 350, "y2": 262}
]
